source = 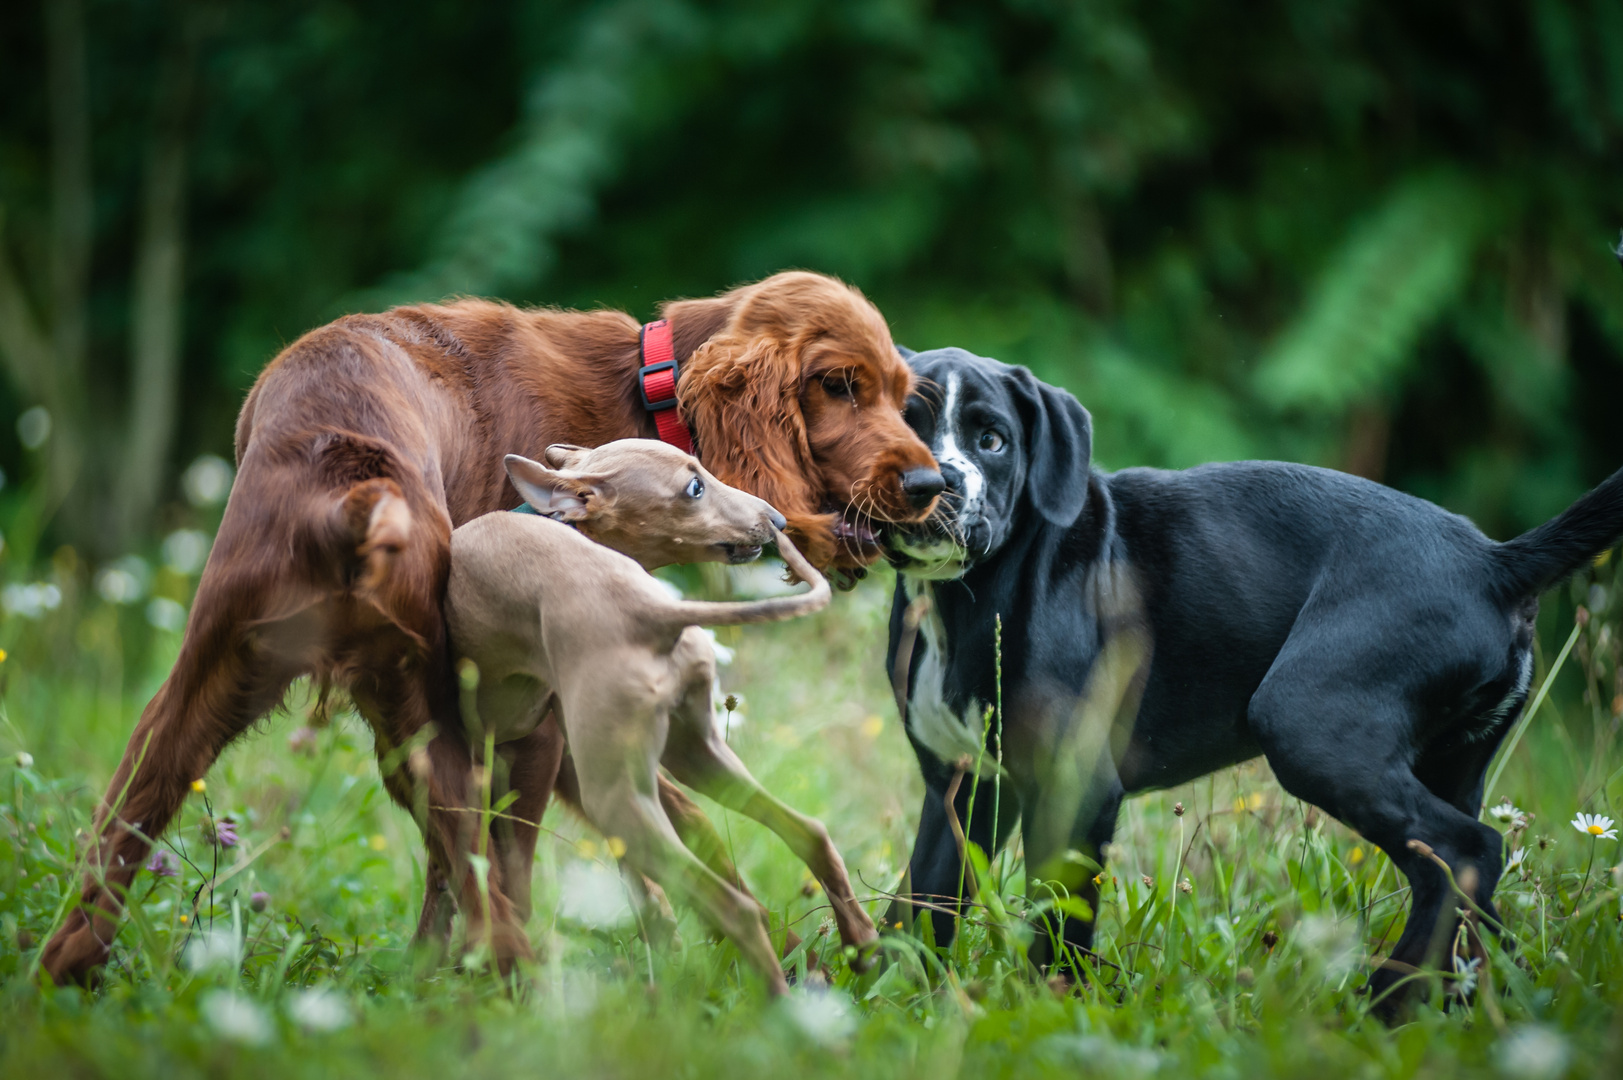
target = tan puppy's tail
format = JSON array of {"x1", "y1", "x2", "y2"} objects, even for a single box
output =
[{"x1": 660, "y1": 527, "x2": 830, "y2": 628}]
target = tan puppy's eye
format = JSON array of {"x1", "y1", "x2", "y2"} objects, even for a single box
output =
[{"x1": 686, "y1": 476, "x2": 705, "y2": 499}]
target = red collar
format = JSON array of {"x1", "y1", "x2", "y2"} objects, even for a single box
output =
[{"x1": 638, "y1": 319, "x2": 694, "y2": 454}]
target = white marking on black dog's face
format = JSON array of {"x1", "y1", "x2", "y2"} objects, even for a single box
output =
[
  {"x1": 934, "y1": 374, "x2": 985, "y2": 517},
  {"x1": 888, "y1": 353, "x2": 1025, "y2": 578}
]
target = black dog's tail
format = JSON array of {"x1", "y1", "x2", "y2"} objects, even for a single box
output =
[{"x1": 1491, "y1": 464, "x2": 1623, "y2": 598}]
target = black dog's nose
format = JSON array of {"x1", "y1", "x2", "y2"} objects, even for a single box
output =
[
  {"x1": 768, "y1": 509, "x2": 787, "y2": 531},
  {"x1": 901, "y1": 467, "x2": 946, "y2": 508}
]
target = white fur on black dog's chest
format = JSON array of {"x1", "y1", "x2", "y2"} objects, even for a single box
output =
[
  {"x1": 1465, "y1": 646, "x2": 1534, "y2": 744},
  {"x1": 901, "y1": 578, "x2": 1004, "y2": 777}
]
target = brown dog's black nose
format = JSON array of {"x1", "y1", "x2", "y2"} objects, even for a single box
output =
[{"x1": 901, "y1": 467, "x2": 945, "y2": 509}]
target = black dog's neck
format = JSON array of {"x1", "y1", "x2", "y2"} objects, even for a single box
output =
[
  {"x1": 949, "y1": 466, "x2": 1111, "y2": 590},
  {"x1": 904, "y1": 469, "x2": 1116, "y2": 685}
]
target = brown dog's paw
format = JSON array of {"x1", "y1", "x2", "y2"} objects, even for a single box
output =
[
  {"x1": 487, "y1": 922, "x2": 537, "y2": 977},
  {"x1": 41, "y1": 911, "x2": 111, "y2": 987}
]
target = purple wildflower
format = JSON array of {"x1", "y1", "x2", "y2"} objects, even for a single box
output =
[
  {"x1": 201, "y1": 816, "x2": 239, "y2": 849},
  {"x1": 249, "y1": 891, "x2": 269, "y2": 913},
  {"x1": 146, "y1": 849, "x2": 179, "y2": 877}
]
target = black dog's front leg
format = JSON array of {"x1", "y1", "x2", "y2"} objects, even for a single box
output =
[
  {"x1": 1025, "y1": 778, "x2": 1124, "y2": 976},
  {"x1": 887, "y1": 774, "x2": 1017, "y2": 946}
]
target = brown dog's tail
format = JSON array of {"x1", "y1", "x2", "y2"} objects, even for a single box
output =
[
  {"x1": 325, "y1": 477, "x2": 413, "y2": 597},
  {"x1": 658, "y1": 527, "x2": 830, "y2": 628}
]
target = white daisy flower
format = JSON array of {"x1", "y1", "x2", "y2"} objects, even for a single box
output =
[
  {"x1": 1506, "y1": 846, "x2": 1528, "y2": 874},
  {"x1": 1570, "y1": 812, "x2": 1618, "y2": 841},
  {"x1": 1489, "y1": 800, "x2": 1527, "y2": 829},
  {"x1": 1451, "y1": 954, "x2": 1481, "y2": 996}
]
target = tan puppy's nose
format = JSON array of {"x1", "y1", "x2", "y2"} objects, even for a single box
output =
[{"x1": 768, "y1": 507, "x2": 787, "y2": 531}]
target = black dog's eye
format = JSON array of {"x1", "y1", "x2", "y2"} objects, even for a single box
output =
[
  {"x1": 821, "y1": 374, "x2": 852, "y2": 398},
  {"x1": 978, "y1": 430, "x2": 1005, "y2": 453},
  {"x1": 686, "y1": 476, "x2": 705, "y2": 499}
]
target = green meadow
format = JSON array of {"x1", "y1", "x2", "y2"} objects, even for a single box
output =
[{"x1": 2, "y1": 547, "x2": 1621, "y2": 1078}]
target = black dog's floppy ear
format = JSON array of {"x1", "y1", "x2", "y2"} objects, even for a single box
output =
[
  {"x1": 505, "y1": 453, "x2": 596, "y2": 521},
  {"x1": 1005, "y1": 366, "x2": 1093, "y2": 526},
  {"x1": 895, "y1": 344, "x2": 917, "y2": 360}
]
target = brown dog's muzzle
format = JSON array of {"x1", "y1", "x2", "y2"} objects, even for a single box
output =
[
  {"x1": 832, "y1": 444, "x2": 943, "y2": 568},
  {"x1": 861, "y1": 443, "x2": 943, "y2": 524}
]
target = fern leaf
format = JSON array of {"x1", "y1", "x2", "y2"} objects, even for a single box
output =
[{"x1": 1255, "y1": 172, "x2": 1486, "y2": 412}]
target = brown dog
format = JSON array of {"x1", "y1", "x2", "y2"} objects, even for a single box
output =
[
  {"x1": 444, "y1": 442, "x2": 873, "y2": 988},
  {"x1": 42, "y1": 271, "x2": 938, "y2": 984}
]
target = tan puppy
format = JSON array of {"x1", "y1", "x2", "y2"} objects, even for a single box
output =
[{"x1": 447, "y1": 440, "x2": 876, "y2": 992}]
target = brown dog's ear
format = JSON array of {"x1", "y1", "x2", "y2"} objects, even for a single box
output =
[
  {"x1": 681, "y1": 335, "x2": 837, "y2": 567},
  {"x1": 543, "y1": 444, "x2": 591, "y2": 469},
  {"x1": 505, "y1": 454, "x2": 598, "y2": 522}
]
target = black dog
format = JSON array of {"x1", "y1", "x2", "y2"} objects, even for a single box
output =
[{"x1": 882, "y1": 346, "x2": 1623, "y2": 1011}]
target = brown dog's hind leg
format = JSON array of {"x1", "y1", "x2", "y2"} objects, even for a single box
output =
[
  {"x1": 360, "y1": 674, "x2": 534, "y2": 976},
  {"x1": 407, "y1": 720, "x2": 561, "y2": 964},
  {"x1": 41, "y1": 565, "x2": 299, "y2": 984}
]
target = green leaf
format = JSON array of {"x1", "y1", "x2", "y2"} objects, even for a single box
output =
[
  {"x1": 1054, "y1": 895, "x2": 1095, "y2": 923},
  {"x1": 1255, "y1": 172, "x2": 1487, "y2": 412}
]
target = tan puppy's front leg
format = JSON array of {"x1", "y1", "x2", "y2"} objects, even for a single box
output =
[
  {"x1": 589, "y1": 789, "x2": 788, "y2": 995},
  {"x1": 661, "y1": 696, "x2": 877, "y2": 966},
  {"x1": 565, "y1": 702, "x2": 789, "y2": 995}
]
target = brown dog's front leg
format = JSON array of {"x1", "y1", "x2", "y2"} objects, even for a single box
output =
[
  {"x1": 492, "y1": 719, "x2": 567, "y2": 924},
  {"x1": 368, "y1": 668, "x2": 532, "y2": 975}
]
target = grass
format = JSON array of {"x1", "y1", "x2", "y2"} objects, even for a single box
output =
[{"x1": 2, "y1": 548, "x2": 1622, "y2": 1079}]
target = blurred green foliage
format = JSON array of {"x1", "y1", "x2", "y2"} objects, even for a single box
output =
[{"x1": 1, "y1": 0, "x2": 1621, "y2": 562}]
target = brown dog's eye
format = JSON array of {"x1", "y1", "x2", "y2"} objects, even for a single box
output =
[{"x1": 820, "y1": 374, "x2": 853, "y2": 398}]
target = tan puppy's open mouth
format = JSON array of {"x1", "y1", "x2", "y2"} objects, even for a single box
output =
[{"x1": 717, "y1": 542, "x2": 764, "y2": 564}]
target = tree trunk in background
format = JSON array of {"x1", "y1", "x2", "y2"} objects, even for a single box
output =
[
  {"x1": 43, "y1": 0, "x2": 91, "y2": 534},
  {"x1": 0, "y1": 209, "x2": 56, "y2": 404},
  {"x1": 1343, "y1": 402, "x2": 1391, "y2": 483},
  {"x1": 115, "y1": 19, "x2": 200, "y2": 550}
]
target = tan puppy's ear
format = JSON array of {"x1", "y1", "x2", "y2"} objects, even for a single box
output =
[
  {"x1": 681, "y1": 334, "x2": 837, "y2": 568},
  {"x1": 505, "y1": 454, "x2": 597, "y2": 522},
  {"x1": 543, "y1": 444, "x2": 591, "y2": 469}
]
